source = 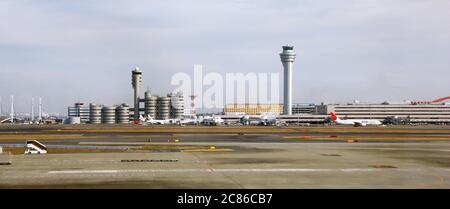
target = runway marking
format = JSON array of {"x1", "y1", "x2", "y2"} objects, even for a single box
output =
[
  {"x1": 47, "y1": 168, "x2": 426, "y2": 175},
  {"x1": 48, "y1": 169, "x2": 209, "y2": 174},
  {"x1": 335, "y1": 147, "x2": 450, "y2": 152},
  {"x1": 284, "y1": 135, "x2": 450, "y2": 140},
  {"x1": 2, "y1": 168, "x2": 448, "y2": 180},
  {"x1": 173, "y1": 134, "x2": 271, "y2": 136}
]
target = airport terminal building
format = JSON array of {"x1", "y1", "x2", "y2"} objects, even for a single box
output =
[
  {"x1": 224, "y1": 103, "x2": 317, "y2": 115},
  {"x1": 223, "y1": 97, "x2": 450, "y2": 124},
  {"x1": 317, "y1": 102, "x2": 450, "y2": 124},
  {"x1": 224, "y1": 104, "x2": 283, "y2": 115}
]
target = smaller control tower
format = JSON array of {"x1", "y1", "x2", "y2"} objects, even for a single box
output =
[{"x1": 131, "y1": 67, "x2": 142, "y2": 122}]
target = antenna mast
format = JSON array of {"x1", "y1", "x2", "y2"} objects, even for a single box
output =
[
  {"x1": 38, "y1": 97, "x2": 42, "y2": 122},
  {"x1": 31, "y1": 98, "x2": 35, "y2": 122},
  {"x1": 10, "y1": 95, "x2": 14, "y2": 123}
]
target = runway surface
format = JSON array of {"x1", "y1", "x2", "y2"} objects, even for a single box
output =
[{"x1": 0, "y1": 124, "x2": 449, "y2": 188}]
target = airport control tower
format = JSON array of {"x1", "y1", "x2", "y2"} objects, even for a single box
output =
[
  {"x1": 280, "y1": 45, "x2": 296, "y2": 115},
  {"x1": 131, "y1": 67, "x2": 142, "y2": 122}
]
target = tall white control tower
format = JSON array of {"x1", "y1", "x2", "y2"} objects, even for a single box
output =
[
  {"x1": 279, "y1": 45, "x2": 296, "y2": 115},
  {"x1": 131, "y1": 67, "x2": 142, "y2": 122}
]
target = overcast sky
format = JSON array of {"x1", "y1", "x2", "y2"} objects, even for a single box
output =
[{"x1": 1, "y1": 0, "x2": 450, "y2": 114}]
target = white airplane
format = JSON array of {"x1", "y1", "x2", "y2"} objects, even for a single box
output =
[
  {"x1": 240, "y1": 115, "x2": 277, "y2": 126},
  {"x1": 139, "y1": 115, "x2": 145, "y2": 121},
  {"x1": 177, "y1": 116, "x2": 201, "y2": 125},
  {"x1": 202, "y1": 115, "x2": 224, "y2": 126},
  {"x1": 259, "y1": 115, "x2": 278, "y2": 126},
  {"x1": 330, "y1": 112, "x2": 382, "y2": 126},
  {"x1": 140, "y1": 115, "x2": 174, "y2": 125}
]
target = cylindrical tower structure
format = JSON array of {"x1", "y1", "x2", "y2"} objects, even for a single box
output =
[
  {"x1": 131, "y1": 67, "x2": 142, "y2": 122},
  {"x1": 169, "y1": 92, "x2": 184, "y2": 119},
  {"x1": 101, "y1": 106, "x2": 116, "y2": 124},
  {"x1": 156, "y1": 96, "x2": 170, "y2": 120},
  {"x1": 89, "y1": 103, "x2": 102, "y2": 124},
  {"x1": 148, "y1": 96, "x2": 157, "y2": 118},
  {"x1": 279, "y1": 45, "x2": 296, "y2": 115},
  {"x1": 144, "y1": 91, "x2": 152, "y2": 116},
  {"x1": 116, "y1": 103, "x2": 130, "y2": 124}
]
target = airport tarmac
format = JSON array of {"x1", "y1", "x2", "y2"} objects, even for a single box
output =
[{"x1": 0, "y1": 125, "x2": 449, "y2": 188}]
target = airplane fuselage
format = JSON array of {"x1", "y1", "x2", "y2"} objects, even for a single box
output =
[
  {"x1": 334, "y1": 119, "x2": 382, "y2": 126},
  {"x1": 330, "y1": 112, "x2": 382, "y2": 126}
]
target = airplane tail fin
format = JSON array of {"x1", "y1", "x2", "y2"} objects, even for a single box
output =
[{"x1": 330, "y1": 112, "x2": 338, "y2": 121}]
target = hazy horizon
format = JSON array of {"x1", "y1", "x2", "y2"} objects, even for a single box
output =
[{"x1": 1, "y1": 0, "x2": 450, "y2": 114}]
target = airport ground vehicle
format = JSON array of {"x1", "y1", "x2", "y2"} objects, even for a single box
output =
[{"x1": 24, "y1": 140, "x2": 47, "y2": 154}]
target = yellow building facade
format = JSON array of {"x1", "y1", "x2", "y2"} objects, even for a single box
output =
[{"x1": 224, "y1": 104, "x2": 283, "y2": 115}]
